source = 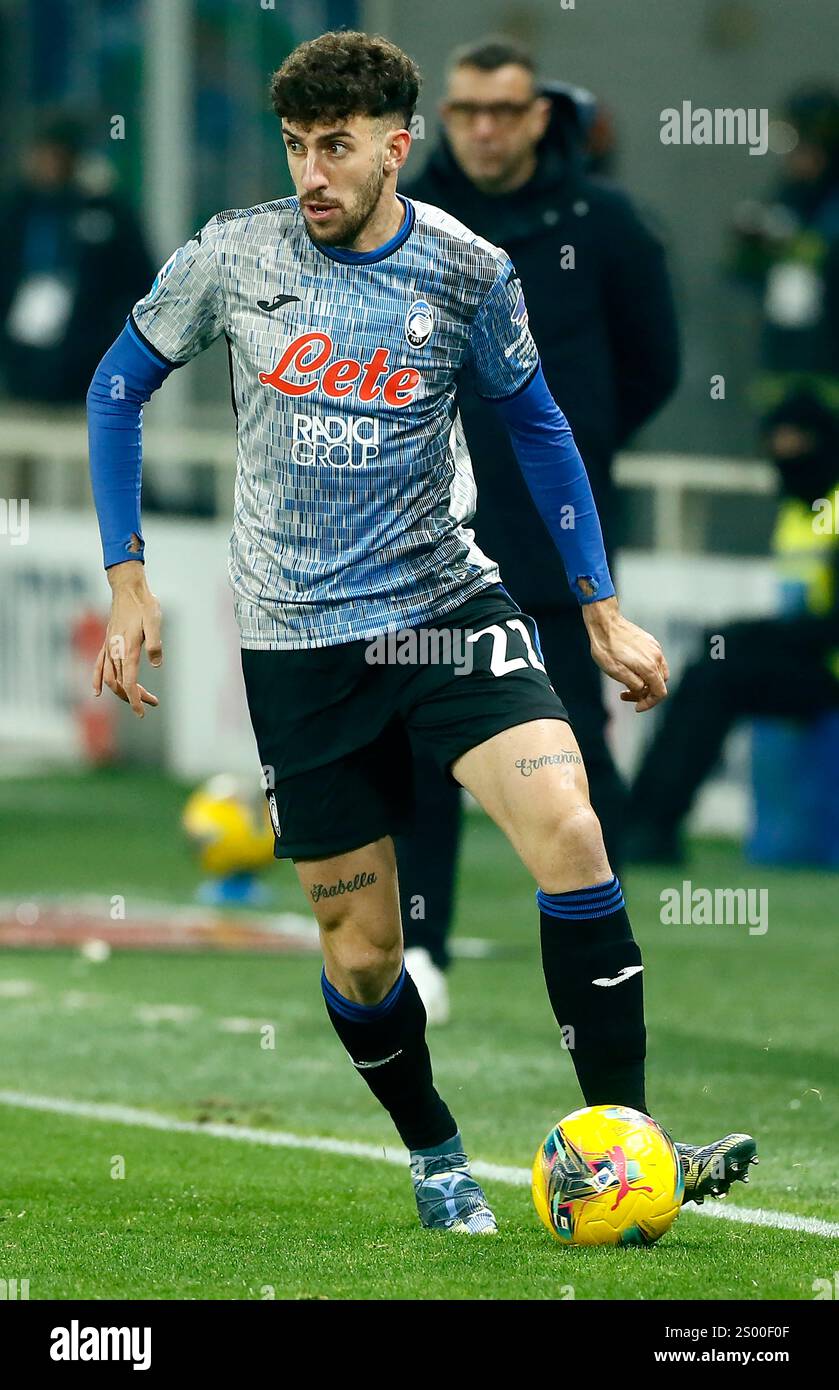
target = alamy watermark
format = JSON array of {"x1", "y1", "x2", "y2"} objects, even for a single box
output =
[
  {"x1": 813, "y1": 1273, "x2": 839, "y2": 1299},
  {"x1": 660, "y1": 102, "x2": 769, "y2": 156},
  {"x1": 0, "y1": 1278, "x2": 29, "y2": 1299},
  {"x1": 50, "y1": 1322, "x2": 151, "y2": 1370},
  {"x1": 812, "y1": 493, "x2": 839, "y2": 533},
  {"x1": 365, "y1": 626, "x2": 474, "y2": 675},
  {"x1": 660, "y1": 880, "x2": 768, "y2": 935},
  {"x1": 0, "y1": 498, "x2": 29, "y2": 545}
]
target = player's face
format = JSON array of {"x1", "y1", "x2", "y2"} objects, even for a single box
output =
[
  {"x1": 441, "y1": 64, "x2": 551, "y2": 193},
  {"x1": 282, "y1": 116, "x2": 400, "y2": 248}
]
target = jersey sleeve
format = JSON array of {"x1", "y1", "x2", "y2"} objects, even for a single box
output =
[
  {"x1": 129, "y1": 218, "x2": 226, "y2": 365},
  {"x1": 465, "y1": 255, "x2": 540, "y2": 400}
]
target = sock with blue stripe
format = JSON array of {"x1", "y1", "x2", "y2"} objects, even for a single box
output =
[
  {"x1": 321, "y1": 963, "x2": 457, "y2": 1151},
  {"x1": 537, "y1": 874, "x2": 647, "y2": 1113}
]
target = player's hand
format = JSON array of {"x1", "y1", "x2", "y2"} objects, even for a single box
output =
[
  {"x1": 93, "y1": 561, "x2": 162, "y2": 718},
  {"x1": 582, "y1": 596, "x2": 669, "y2": 713}
]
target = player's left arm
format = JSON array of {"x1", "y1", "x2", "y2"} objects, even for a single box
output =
[{"x1": 466, "y1": 261, "x2": 669, "y2": 711}]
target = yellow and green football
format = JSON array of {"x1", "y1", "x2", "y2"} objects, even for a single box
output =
[
  {"x1": 181, "y1": 775, "x2": 275, "y2": 878},
  {"x1": 532, "y1": 1104, "x2": 684, "y2": 1246}
]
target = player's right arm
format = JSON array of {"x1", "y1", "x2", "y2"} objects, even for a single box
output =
[
  {"x1": 93, "y1": 558, "x2": 162, "y2": 717},
  {"x1": 87, "y1": 221, "x2": 225, "y2": 716}
]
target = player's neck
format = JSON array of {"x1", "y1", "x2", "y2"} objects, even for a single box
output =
[{"x1": 347, "y1": 193, "x2": 405, "y2": 254}]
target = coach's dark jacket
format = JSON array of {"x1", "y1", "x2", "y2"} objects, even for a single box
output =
[
  {"x1": 0, "y1": 181, "x2": 154, "y2": 405},
  {"x1": 403, "y1": 83, "x2": 680, "y2": 609}
]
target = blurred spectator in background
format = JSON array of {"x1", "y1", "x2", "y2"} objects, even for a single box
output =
[
  {"x1": 626, "y1": 391, "x2": 839, "y2": 865},
  {"x1": 0, "y1": 113, "x2": 154, "y2": 405},
  {"x1": 729, "y1": 84, "x2": 839, "y2": 415},
  {"x1": 640, "y1": 84, "x2": 839, "y2": 873},
  {"x1": 398, "y1": 36, "x2": 680, "y2": 1018},
  {"x1": 583, "y1": 100, "x2": 620, "y2": 179}
]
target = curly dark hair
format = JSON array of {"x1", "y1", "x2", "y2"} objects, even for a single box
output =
[{"x1": 269, "y1": 30, "x2": 421, "y2": 131}]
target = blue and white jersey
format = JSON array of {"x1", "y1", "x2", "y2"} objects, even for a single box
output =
[{"x1": 130, "y1": 194, "x2": 539, "y2": 648}]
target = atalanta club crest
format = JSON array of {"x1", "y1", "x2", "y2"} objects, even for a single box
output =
[{"x1": 405, "y1": 299, "x2": 434, "y2": 348}]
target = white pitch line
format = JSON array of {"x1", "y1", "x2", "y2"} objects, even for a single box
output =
[
  {"x1": 681, "y1": 1199, "x2": 838, "y2": 1238},
  {"x1": 0, "y1": 1089, "x2": 836, "y2": 1240}
]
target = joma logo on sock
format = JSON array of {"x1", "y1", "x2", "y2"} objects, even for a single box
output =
[
  {"x1": 353, "y1": 1049, "x2": 403, "y2": 1070},
  {"x1": 50, "y1": 1321, "x2": 151, "y2": 1370},
  {"x1": 592, "y1": 965, "x2": 644, "y2": 988},
  {"x1": 660, "y1": 102, "x2": 769, "y2": 156},
  {"x1": 659, "y1": 881, "x2": 768, "y2": 935}
]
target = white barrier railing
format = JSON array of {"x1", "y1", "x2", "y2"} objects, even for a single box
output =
[
  {"x1": 0, "y1": 411, "x2": 779, "y2": 828},
  {"x1": 0, "y1": 406, "x2": 776, "y2": 552},
  {"x1": 0, "y1": 505, "x2": 775, "y2": 839},
  {"x1": 614, "y1": 452, "x2": 775, "y2": 551}
]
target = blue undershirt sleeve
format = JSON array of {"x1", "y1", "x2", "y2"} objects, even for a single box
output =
[
  {"x1": 491, "y1": 363, "x2": 616, "y2": 605},
  {"x1": 86, "y1": 319, "x2": 175, "y2": 569}
]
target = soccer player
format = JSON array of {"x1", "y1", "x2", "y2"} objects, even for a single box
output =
[{"x1": 87, "y1": 30, "x2": 756, "y2": 1233}]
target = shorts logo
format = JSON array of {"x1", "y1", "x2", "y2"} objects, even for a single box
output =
[
  {"x1": 405, "y1": 299, "x2": 434, "y2": 348},
  {"x1": 267, "y1": 792, "x2": 281, "y2": 837}
]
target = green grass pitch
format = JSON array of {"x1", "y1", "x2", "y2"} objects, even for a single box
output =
[{"x1": 0, "y1": 769, "x2": 836, "y2": 1300}]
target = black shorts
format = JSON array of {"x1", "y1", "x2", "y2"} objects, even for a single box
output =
[{"x1": 241, "y1": 586, "x2": 570, "y2": 860}]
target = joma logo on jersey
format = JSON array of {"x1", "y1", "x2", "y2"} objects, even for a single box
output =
[
  {"x1": 292, "y1": 412, "x2": 379, "y2": 468},
  {"x1": 259, "y1": 331, "x2": 421, "y2": 407}
]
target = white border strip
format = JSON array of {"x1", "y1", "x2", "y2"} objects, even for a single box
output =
[{"x1": 1, "y1": 1090, "x2": 836, "y2": 1239}]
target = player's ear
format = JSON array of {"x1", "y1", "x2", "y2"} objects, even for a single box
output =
[{"x1": 384, "y1": 127, "x2": 411, "y2": 173}]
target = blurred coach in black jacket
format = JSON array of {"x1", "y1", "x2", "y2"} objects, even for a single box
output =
[
  {"x1": 397, "y1": 37, "x2": 680, "y2": 1017},
  {"x1": 0, "y1": 115, "x2": 154, "y2": 405}
]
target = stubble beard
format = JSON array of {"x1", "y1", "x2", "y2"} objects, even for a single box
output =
[{"x1": 303, "y1": 163, "x2": 386, "y2": 250}]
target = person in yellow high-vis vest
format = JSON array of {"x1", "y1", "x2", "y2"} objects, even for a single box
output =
[{"x1": 627, "y1": 391, "x2": 839, "y2": 865}]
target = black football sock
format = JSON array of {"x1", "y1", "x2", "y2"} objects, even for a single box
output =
[
  {"x1": 321, "y1": 963, "x2": 457, "y2": 1151},
  {"x1": 538, "y1": 875, "x2": 648, "y2": 1113}
]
